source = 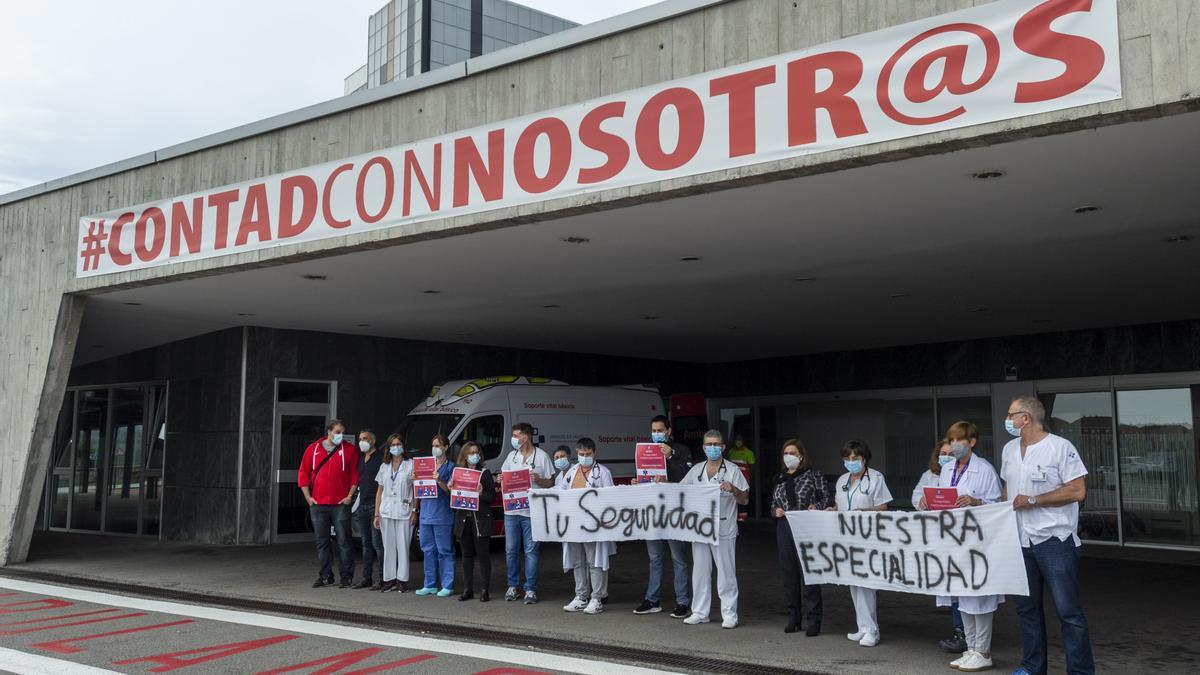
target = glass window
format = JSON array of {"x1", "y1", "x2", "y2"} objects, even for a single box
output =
[
  {"x1": 1117, "y1": 387, "x2": 1199, "y2": 546},
  {"x1": 884, "y1": 398, "x2": 936, "y2": 508},
  {"x1": 394, "y1": 414, "x2": 465, "y2": 455},
  {"x1": 277, "y1": 380, "x2": 330, "y2": 404},
  {"x1": 72, "y1": 389, "x2": 108, "y2": 532},
  {"x1": 1041, "y1": 392, "x2": 1118, "y2": 542},
  {"x1": 458, "y1": 415, "x2": 506, "y2": 461},
  {"x1": 104, "y1": 387, "x2": 144, "y2": 534}
]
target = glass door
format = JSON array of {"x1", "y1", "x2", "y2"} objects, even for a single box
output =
[
  {"x1": 105, "y1": 387, "x2": 144, "y2": 534},
  {"x1": 71, "y1": 389, "x2": 109, "y2": 531},
  {"x1": 272, "y1": 380, "x2": 335, "y2": 543},
  {"x1": 1039, "y1": 391, "x2": 1118, "y2": 543}
]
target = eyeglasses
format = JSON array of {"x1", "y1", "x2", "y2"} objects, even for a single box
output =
[{"x1": 1005, "y1": 410, "x2": 1029, "y2": 419}]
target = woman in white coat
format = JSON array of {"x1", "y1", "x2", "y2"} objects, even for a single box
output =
[
  {"x1": 557, "y1": 438, "x2": 616, "y2": 615},
  {"x1": 833, "y1": 439, "x2": 893, "y2": 647},
  {"x1": 374, "y1": 433, "x2": 416, "y2": 593},
  {"x1": 935, "y1": 422, "x2": 1002, "y2": 672}
]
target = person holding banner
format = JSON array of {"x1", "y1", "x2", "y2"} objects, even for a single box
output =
[
  {"x1": 772, "y1": 439, "x2": 830, "y2": 636},
  {"x1": 453, "y1": 441, "x2": 495, "y2": 602},
  {"x1": 1001, "y1": 396, "x2": 1094, "y2": 675},
  {"x1": 557, "y1": 438, "x2": 616, "y2": 615},
  {"x1": 915, "y1": 439, "x2": 970, "y2": 656},
  {"x1": 682, "y1": 429, "x2": 749, "y2": 629},
  {"x1": 502, "y1": 422, "x2": 554, "y2": 604},
  {"x1": 934, "y1": 422, "x2": 1002, "y2": 672},
  {"x1": 415, "y1": 435, "x2": 456, "y2": 597},
  {"x1": 635, "y1": 415, "x2": 694, "y2": 619},
  {"x1": 374, "y1": 434, "x2": 415, "y2": 593},
  {"x1": 834, "y1": 439, "x2": 893, "y2": 647}
]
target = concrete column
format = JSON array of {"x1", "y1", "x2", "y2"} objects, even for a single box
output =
[{"x1": 0, "y1": 294, "x2": 85, "y2": 565}]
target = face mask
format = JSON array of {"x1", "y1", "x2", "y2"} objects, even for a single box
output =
[
  {"x1": 783, "y1": 454, "x2": 800, "y2": 470},
  {"x1": 511, "y1": 437, "x2": 522, "y2": 451},
  {"x1": 554, "y1": 457, "x2": 570, "y2": 471},
  {"x1": 389, "y1": 445, "x2": 403, "y2": 457},
  {"x1": 735, "y1": 440, "x2": 743, "y2": 448},
  {"x1": 578, "y1": 455, "x2": 595, "y2": 467},
  {"x1": 1005, "y1": 417, "x2": 1022, "y2": 437},
  {"x1": 332, "y1": 433, "x2": 344, "y2": 445},
  {"x1": 432, "y1": 446, "x2": 444, "y2": 458},
  {"x1": 651, "y1": 432, "x2": 666, "y2": 443},
  {"x1": 843, "y1": 459, "x2": 864, "y2": 474},
  {"x1": 938, "y1": 454, "x2": 955, "y2": 467},
  {"x1": 704, "y1": 445, "x2": 722, "y2": 461},
  {"x1": 467, "y1": 453, "x2": 480, "y2": 466},
  {"x1": 358, "y1": 441, "x2": 371, "y2": 452},
  {"x1": 950, "y1": 442, "x2": 971, "y2": 460}
]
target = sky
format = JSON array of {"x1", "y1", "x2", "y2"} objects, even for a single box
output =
[{"x1": 0, "y1": 0, "x2": 661, "y2": 196}]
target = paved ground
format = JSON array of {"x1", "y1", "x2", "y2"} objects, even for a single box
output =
[{"x1": 4, "y1": 526, "x2": 1199, "y2": 674}]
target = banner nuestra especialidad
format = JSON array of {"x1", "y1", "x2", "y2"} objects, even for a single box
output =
[
  {"x1": 786, "y1": 502, "x2": 1030, "y2": 597},
  {"x1": 529, "y1": 483, "x2": 719, "y2": 545}
]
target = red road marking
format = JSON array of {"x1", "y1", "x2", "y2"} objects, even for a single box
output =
[
  {"x1": 344, "y1": 654, "x2": 438, "y2": 673},
  {"x1": 31, "y1": 618, "x2": 196, "y2": 654},
  {"x1": 114, "y1": 634, "x2": 301, "y2": 672},
  {"x1": 472, "y1": 670, "x2": 553, "y2": 675},
  {"x1": 257, "y1": 647, "x2": 385, "y2": 674},
  {"x1": 0, "y1": 597, "x2": 73, "y2": 614},
  {"x1": 0, "y1": 609, "x2": 145, "y2": 636}
]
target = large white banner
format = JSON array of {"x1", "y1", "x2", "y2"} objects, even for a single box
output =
[
  {"x1": 76, "y1": 0, "x2": 1121, "y2": 277},
  {"x1": 786, "y1": 503, "x2": 1030, "y2": 597},
  {"x1": 529, "y1": 483, "x2": 720, "y2": 545}
]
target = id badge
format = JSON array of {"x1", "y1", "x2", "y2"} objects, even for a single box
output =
[{"x1": 1030, "y1": 470, "x2": 1048, "y2": 482}]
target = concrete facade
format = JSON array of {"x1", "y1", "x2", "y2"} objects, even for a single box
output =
[{"x1": 3, "y1": 0, "x2": 1200, "y2": 563}]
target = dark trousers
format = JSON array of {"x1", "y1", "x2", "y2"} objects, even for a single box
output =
[
  {"x1": 1014, "y1": 537, "x2": 1095, "y2": 675},
  {"x1": 459, "y1": 528, "x2": 492, "y2": 594},
  {"x1": 311, "y1": 504, "x2": 354, "y2": 581},
  {"x1": 776, "y1": 517, "x2": 822, "y2": 627},
  {"x1": 354, "y1": 504, "x2": 383, "y2": 581}
]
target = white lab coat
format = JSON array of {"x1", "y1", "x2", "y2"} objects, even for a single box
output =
[
  {"x1": 375, "y1": 459, "x2": 415, "y2": 520},
  {"x1": 934, "y1": 454, "x2": 1004, "y2": 615},
  {"x1": 911, "y1": 469, "x2": 940, "y2": 508},
  {"x1": 556, "y1": 463, "x2": 617, "y2": 571}
]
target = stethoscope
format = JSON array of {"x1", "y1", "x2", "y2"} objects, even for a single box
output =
[
  {"x1": 842, "y1": 470, "x2": 873, "y2": 505},
  {"x1": 572, "y1": 464, "x2": 600, "y2": 487},
  {"x1": 696, "y1": 460, "x2": 730, "y2": 484}
]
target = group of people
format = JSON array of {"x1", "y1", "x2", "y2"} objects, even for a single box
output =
[{"x1": 296, "y1": 395, "x2": 1095, "y2": 674}]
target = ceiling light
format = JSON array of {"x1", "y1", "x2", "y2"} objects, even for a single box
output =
[
  {"x1": 542, "y1": 304, "x2": 561, "y2": 309},
  {"x1": 890, "y1": 293, "x2": 910, "y2": 299},
  {"x1": 236, "y1": 313, "x2": 256, "y2": 317},
  {"x1": 642, "y1": 315, "x2": 659, "y2": 321},
  {"x1": 679, "y1": 256, "x2": 701, "y2": 262},
  {"x1": 301, "y1": 274, "x2": 328, "y2": 281},
  {"x1": 454, "y1": 331, "x2": 473, "y2": 337},
  {"x1": 1164, "y1": 235, "x2": 1194, "y2": 244},
  {"x1": 793, "y1": 276, "x2": 817, "y2": 282},
  {"x1": 1072, "y1": 205, "x2": 1101, "y2": 214},
  {"x1": 1032, "y1": 318, "x2": 1053, "y2": 325},
  {"x1": 969, "y1": 306, "x2": 987, "y2": 313},
  {"x1": 422, "y1": 290, "x2": 441, "y2": 294},
  {"x1": 90, "y1": 344, "x2": 104, "y2": 349},
  {"x1": 971, "y1": 170, "x2": 1005, "y2": 180},
  {"x1": 561, "y1": 236, "x2": 590, "y2": 244},
  {"x1": 356, "y1": 323, "x2": 370, "y2": 328},
  {"x1": 726, "y1": 325, "x2": 743, "y2": 331},
  {"x1": 122, "y1": 302, "x2": 142, "y2": 306}
]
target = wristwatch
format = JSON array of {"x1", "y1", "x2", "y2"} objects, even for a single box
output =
[{"x1": 1027, "y1": 495, "x2": 1037, "y2": 506}]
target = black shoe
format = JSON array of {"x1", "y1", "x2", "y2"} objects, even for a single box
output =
[
  {"x1": 370, "y1": 582, "x2": 383, "y2": 591},
  {"x1": 479, "y1": 590, "x2": 490, "y2": 603},
  {"x1": 312, "y1": 577, "x2": 332, "y2": 588},
  {"x1": 380, "y1": 580, "x2": 396, "y2": 592},
  {"x1": 805, "y1": 624, "x2": 821, "y2": 637},
  {"x1": 459, "y1": 591, "x2": 475, "y2": 602},
  {"x1": 338, "y1": 577, "x2": 352, "y2": 589},
  {"x1": 633, "y1": 600, "x2": 661, "y2": 615},
  {"x1": 396, "y1": 581, "x2": 410, "y2": 593},
  {"x1": 939, "y1": 630, "x2": 967, "y2": 653},
  {"x1": 785, "y1": 622, "x2": 798, "y2": 634},
  {"x1": 670, "y1": 604, "x2": 690, "y2": 619},
  {"x1": 352, "y1": 579, "x2": 373, "y2": 589}
]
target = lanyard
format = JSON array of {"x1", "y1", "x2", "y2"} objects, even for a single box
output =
[
  {"x1": 951, "y1": 457, "x2": 970, "y2": 487},
  {"x1": 846, "y1": 472, "x2": 871, "y2": 507}
]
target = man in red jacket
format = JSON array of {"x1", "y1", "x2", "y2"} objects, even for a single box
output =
[{"x1": 298, "y1": 418, "x2": 360, "y2": 588}]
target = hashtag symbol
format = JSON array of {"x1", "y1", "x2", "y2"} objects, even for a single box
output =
[{"x1": 80, "y1": 220, "x2": 107, "y2": 272}]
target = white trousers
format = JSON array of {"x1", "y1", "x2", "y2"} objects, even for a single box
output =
[
  {"x1": 961, "y1": 610, "x2": 994, "y2": 654},
  {"x1": 850, "y1": 585, "x2": 878, "y2": 634},
  {"x1": 379, "y1": 517, "x2": 413, "y2": 582},
  {"x1": 691, "y1": 539, "x2": 738, "y2": 622}
]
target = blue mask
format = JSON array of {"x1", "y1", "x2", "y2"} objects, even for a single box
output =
[
  {"x1": 554, "y1": 457, "x2": 569, "y2": 471},
  {"x1": 1005, "y1": 418, "x2": 1022, "y2": 437},
  {"x1": 704, "y1": 445, "x2": 722, "y2": 461},
  {"x1": 651, "y1": 432, "x2": 667, "y2": 443},
  {"x1": 578, "y1": 455, "x2": 594, "y2": 467},
  {"x1": 937, "y1": 455, "x2": 955, "y2": 467},
  {"x1": 332, "y1": 433, "x2": 344, "y2": 445},
  {"x1": 467, "y1": 453, "x2": 480, "y2": 466},
  {"x1": 511, "y1": 437, "x2": 522, "y2": 451},
  {"x1": 389, "y1": 445, "x2": 404, "y2": 457},
  {"x1": 843, "y1": 459, "x2": 864, "y2": 474}
]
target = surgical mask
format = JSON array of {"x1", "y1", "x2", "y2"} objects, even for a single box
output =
[
  {"x1": 1005, "y1": 417, "x2": 1022, "y2": 437},
  {"x1": 651, "y1": 432, "x2": 666, "y2": 443},
  {"x1": 937, "y1": 455, "x2": 955, "y2": 467},
  {"x1": 554, "y1": 457, "x2": 570, "y2": 471},
  {"x1": 389, "y1": 445, "x2": 404, "y2": 457},
  {"x1": 467, "y1": 453, "x2": 481, "y2": 466},
  {"x1": 358, "y1": 441, "x2": 371, "y2": 452},
  {"x1": 511, "y1": 437, "x2": 522, "y2": 451},
  {"x1": 578, "y1": 455, "x2": 594, "y2": 468},
  {"x1": 432, "y1": 446, "x2": 444, "y2": 458},
  {"x1": 843, "y1": 459, "x2": 864, "y2": 474},
  {"x1": 783, "y1": 454, "x2": 800, "y2": 470},
  {"x1": 332, "y1": 433, "x2": 344, "y2": 445},
  {"x1": 950, "y1": 442, "x2": 970, "y2": 460},
  {"x1": 704, "y1": 445, "x2": 722, "y2": 461},
  {"x1": 735, "y1": 440, "x2": 744, "y2": 448}
]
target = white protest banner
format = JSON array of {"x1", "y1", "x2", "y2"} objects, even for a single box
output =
[
  {"x1": 77, "y1": 0, "x2": 1120, "y2": 277},
  {"x1": 786, "y1": 502, "x2": 1029, "y2": 597},
  {"x1": 529, "y1": 483, "x2": 719, "y2": 545}
]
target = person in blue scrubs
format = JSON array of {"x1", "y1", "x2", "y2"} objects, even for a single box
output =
[{"x1": 415, "y1": 434, "x2": 456, "y2": 597}]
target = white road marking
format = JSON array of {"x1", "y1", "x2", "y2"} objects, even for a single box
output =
[
  {"x1": 0, "y1": 646, "x2": 121, "y2": 675},
  {"x1": 0, "y1": 578, "x2": 674, "y2": 675}
]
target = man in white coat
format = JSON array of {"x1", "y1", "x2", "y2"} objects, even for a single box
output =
[{"x1": 557, "y1": 437, "x2": 616, "y2": 615}]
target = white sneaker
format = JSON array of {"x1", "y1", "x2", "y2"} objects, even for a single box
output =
[
  {"x1": 562, "y1": 597, "x2": 587, "y2": 612},
  {"x1": 583, "y1": 598, "x2": 603, "y2": 614},
  {"x1": 683, "y1": 613, "x2": 709, "y2": 625},
  {"x1": 846, "y1": 630, "x2": 865, "y2": 641},
  {"x1": 858, "y1": 631, "x2": 879, "y2": 647},
  {"x1": 721, "y1": 617, "x2": 738, "y2": 629},
  {"x1": 950, "y1": 651, "x2": 974, "y2": 669},
  {"x1": 957, "y1": 652, "x2": 993, "y2": 672}
]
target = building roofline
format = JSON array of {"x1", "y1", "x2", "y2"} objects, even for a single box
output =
[{"x1": 0, "y1": 0, "x2": 729, "y2": 208}]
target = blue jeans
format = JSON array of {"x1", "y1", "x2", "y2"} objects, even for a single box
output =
[
  {"x1": 355, "y1": 504, "x2": 383, "y2": 581},
  {"x1": 645, "y1": 539, "x2": 691, "y2": 605},
  {"x1": 504, "y1": 514, "x2": 539, "y2": 592},
  {"x1": 1014, "y1": 537, "x2": 1095, "y2": 675},
  {"x1": 310, "y1": 504, "x2": 354, "y2": 581},
  {"x1": 419, "y1": 523, "x2": 455, "y2": 590}
]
